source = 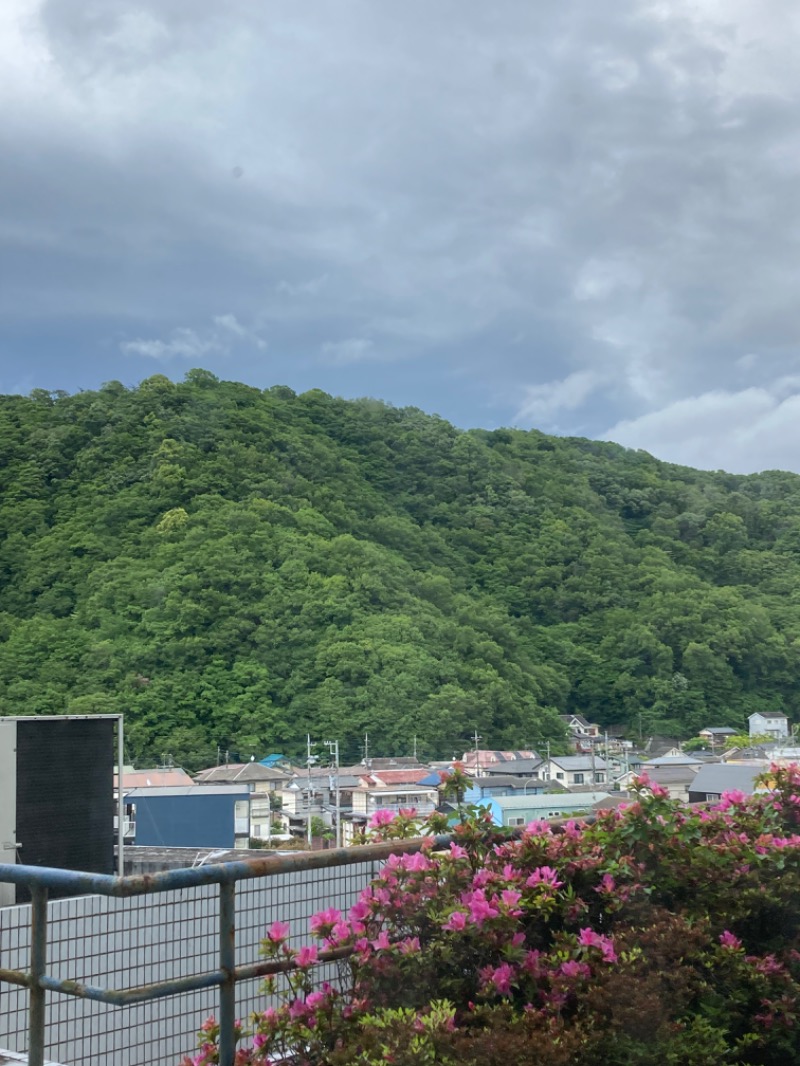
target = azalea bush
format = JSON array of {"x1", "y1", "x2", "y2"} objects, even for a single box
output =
[{"x1": 185, "y1": 765, "x2": 800, "y2": 1065}]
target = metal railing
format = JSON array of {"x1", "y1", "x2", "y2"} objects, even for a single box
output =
[{"x1": 0, "y1": 837, "x2": 449, "y2": 1066}]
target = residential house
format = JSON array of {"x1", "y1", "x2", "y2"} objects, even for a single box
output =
[
  {"x1": 647, "y1": 766, "x2": 701, "y2": 802},
  {"x1": 350, "y1": 783, "x2": 439, "y2": 819},
  {"x1": 546, "y1": 755, "x2": 608, "y2": 787},
  {"x1": 748, "y1": 712, "x2": 790, "y2": 740},
  {"x1": 646, "y1": 755, "x2": 705, "y2": 772},
  {"x1": 121, "y1": 767, "x2": 194, "y2": 789},
  {"x1": 486, "y1": 792, "x2": 612, "y2": 828},
  {"x1": 249, "y1": 791, "x2": 293, "y2": 843},
  {"x1": 194, "y1": 763, "x2": 291, "y2": 792},
  {"x1": 355, "y1": 756, "x2": 427, "y2": 771},
  {"x1": 258, "y1": 753, "x2": 291, "y2": 769},
  {"x1": 340, "y1": 781, "x2": 440, "y2": 845},
  {"x1": 464, "y1": 776, "x2": 558, "y2": 803},
  {"x1": 559, "y1": 714, "x2": 601, "y2": 753},
  {"x1": 687, "y1": 764, "x2": 765, "y2": 804},
  {"x1": 358, "y1": 768, "x2": 429, "y2": 788},
  {"x1": 643, "y1": 736, "x2": 684, "y2": 759},
  {"x1": 698, "y1": 727, "x2": 739, "y2": 748},
  {"x1": 459, "y1": 749, "x2": 538, "y2": 776},
  {"x1": 273, "y1": 771, "x2": 360, "y2": 839},
  {"x1": 482, "y1": 758, "x2": 544, "y2": 781}
]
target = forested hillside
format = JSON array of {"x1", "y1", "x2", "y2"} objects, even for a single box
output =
[{"x1": 2, "y1": 371, "x2": 800, "y2": 769}]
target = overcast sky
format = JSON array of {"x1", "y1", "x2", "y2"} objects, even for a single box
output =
[{"x1": 2, "y1": 1, "x2": 800, "y2": 474}]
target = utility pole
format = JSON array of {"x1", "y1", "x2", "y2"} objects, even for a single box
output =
[
  {"x1": 325, "y1": 739, "x2": 341, "y2": 848},
  {"x1": 537, "y1": 739, "x2": 551, "y2": 781},
  {"x1": 306, "y1": 735, "x2": 316, "y2": 847},
  {"x1": 472, "y1": 729, "x2": 482, "y2": 777},
  {"x1": 590, "y1": 737, "x2": 597, "y2": 786},
  {"x1": 413, "y1": 735, "x2": 418, "y2": 760},
  {"x1": 364, "y1": 732, "x2": 371, "y2": 772}
]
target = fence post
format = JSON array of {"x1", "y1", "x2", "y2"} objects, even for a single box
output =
[
  {"x1": 28, "y1": 884, "x2": 48, "y2": 1066},
  {"x1": 218, "y1": 881, "x2": 236, "y2": 1066}
]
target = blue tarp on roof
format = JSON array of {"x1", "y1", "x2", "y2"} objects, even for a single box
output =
[
  {"x1": 417, "y1": 772, "x2": 443, "y2": 787},
  {"x1": 259, "y1": 754, "x2": 287, "y2": 767}
]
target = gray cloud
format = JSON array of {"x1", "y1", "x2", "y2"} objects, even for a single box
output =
[
  {"x1": 121, "y1": 327, "x2": 222, "y2": 361},
  {"x1": 120, "y1": 315, "x2": 266, "y2": 360},
  {"x1": 3, "y1": 2, "x2": 800, "y2": 470}
]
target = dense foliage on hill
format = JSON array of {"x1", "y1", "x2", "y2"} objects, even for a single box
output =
[{"x1": 2, "y1": 370, "x2": 800, "y2": 768}]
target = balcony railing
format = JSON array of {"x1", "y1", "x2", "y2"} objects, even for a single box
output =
[{"x1": 0, "y1": 836, "x2": 450, "y2": 1066}]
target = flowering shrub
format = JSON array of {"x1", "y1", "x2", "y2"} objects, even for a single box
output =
[{"x1": 184, "y1": 765, "x2": 800, "y2": 1065}]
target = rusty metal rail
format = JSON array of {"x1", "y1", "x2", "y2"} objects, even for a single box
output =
[{"x1": 0, "y1": 836, "x2": 451, "y2": 1066}]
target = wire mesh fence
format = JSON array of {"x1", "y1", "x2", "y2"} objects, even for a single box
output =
[{"x1": 0, "y1": 854, "x2": 379, "y2": 1066}]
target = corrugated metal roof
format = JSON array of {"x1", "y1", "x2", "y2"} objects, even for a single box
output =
[
  {"x1": 493, "y1": 791, "x2": 610, "y2": 810},
  {"x1": 195, "y1": 764, "x2": 290, "y2": 784},
  {"x1": 549, "y1": 755, "x2": 608, "y2": 771},
  {"x1": 483, "y1": 758, "x2": 543, "y2": 775},
  {"x1": 122, "y1": 768, "x2": 194, "y2": 789},
  {"x1": 125, "y1": 785, "x2": 250, "y2": 797},
  {"x1": 688, "y1": 764, "x2": 764, "y2": 796}
]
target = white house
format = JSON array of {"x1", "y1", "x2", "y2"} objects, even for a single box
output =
[
  {"x1": 545, "y1": 755, "x2": 607, "y2": 787},
  {"x1": 748, "y1": 712, "x2": 789, "y2": 740}
]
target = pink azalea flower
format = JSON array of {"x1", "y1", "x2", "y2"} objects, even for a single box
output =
[
  {"x1": 716, "y1": 790, "x2": 749, "y2": 811},
  {"x1": 265, "y1": 921, "x2": 290, "y2": 943},
  {"x1": 526, "y1": 866, "x2": 564, "y2": 890},
  {"x1": 489, "y1": 962, "x2": 515, "y2": 995},
  {"x1": 525, "y1": 819, "x2": 552, "y2": 835},
  {"x1": 404, "y1": 851, "x2": 432, "y2": 871},
  {"x1": 443, "y1": 910, "x2": 468, "y2": 931},
  {"x1": 329, "y1": 920, "x2": 352, "y2": 944},
  {"x1": 368, "y1": 809, "x2": 396, "y2": 829},
  {"x1": 560, "y1": 960, "x2": 590, "y2": 979},
  {"x1": 501, "y1": 888, "x2": 522, "y2": 909},
  {"x1": 577, "y1": 927, "x2": 617, "y2": 962},
  {"x1": 468, "y1": 891, "x2": 500, "y2": 924},
  {"x1": 522, "y1": 950, "x2": 543, "y2": 977},
  {"x1": 719, "y1": 930, "x2": 743, "y2": 950},
  {"x1": 349, "y1": 900, "x2": 371, "y2": 922},
  {"x1": 310, "y1": 908, "x2": 341, "y2": 935},
  {"x1": 596, "y1": 873, "x2": 616, "y2": 895},
  {"x1": 295, "y1": 945, "x2": 318, "y2": 968}
]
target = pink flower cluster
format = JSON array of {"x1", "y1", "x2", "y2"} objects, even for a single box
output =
[{"x1": 186, "y1": 761, "x2": 800, "y2": 1065}]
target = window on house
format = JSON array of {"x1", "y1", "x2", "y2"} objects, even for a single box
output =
[
  {"x1": 508, "y1": 816, "x2": 526, "y2": 826},
  {"x1": 594, "y1": 773, "x2": 605, "y2": 783},
  {"x1": 573, "y1": 773, "x2": 584, "y2": 784},
  {"x1": 555, "y1": 772, "x2": 564, "y2": 780}
]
